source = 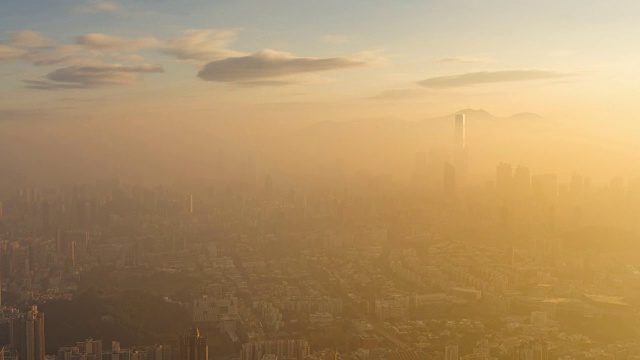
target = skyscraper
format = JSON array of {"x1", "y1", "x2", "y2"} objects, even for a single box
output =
[
  {"x1": 454, "y1": 114, "x2": 468, "y2": 186},
  {"x1": 180, "y1": 328, "x2": 208, "y2": 360},
  {"x1": 11, "y1": 306, "x2": 45, "y2": 360}
]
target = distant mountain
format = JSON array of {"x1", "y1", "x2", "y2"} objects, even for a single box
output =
[{"x1": 509, "y1": 112, "x2": 546, "y2": 122}]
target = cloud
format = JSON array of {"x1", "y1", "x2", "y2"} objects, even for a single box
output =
[
  {"x1": 76, "y1": 33, "x2": 159, "y2": 50},
  {"x1": 234, "y1": 80, "x2": 298, "y2": 87},
  {"x1": 75, "y1": 0, "x2": 121, "y2": 13},
  {"x1": 321, "y1": 35, "x2": 350, "y2": 44},
  {"x1": 21, "y1": 45, "x2": 87, "y2": 66},
  {"x1": 438, "y1": 56, "x2": 492, "y2": 64},
  {"x1": 9, "y1": 31, "x2": 47, "y2": 48},
  {"x1": 0, "y1": 44, "x2": 25, "y2": 60},
  {"x1": 0, "y1": 108, "x2": 54, "y2": 121},
  {"x1": 418, "y1": 70, "x2": 574, "y2": 88},
  {"x1": 198, "y1": 49, "x2": 371, "y2": 84},
  {"x1": 27, "y1": 64, "x2": 163, "y2": 90},
  {"x1": 160, "y1": 29, "x2": 243, "y2": 62}
]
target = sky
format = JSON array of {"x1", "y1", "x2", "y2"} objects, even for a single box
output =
[{"x1": 1, "y1": 0, "x2": 639, "y2": 126}]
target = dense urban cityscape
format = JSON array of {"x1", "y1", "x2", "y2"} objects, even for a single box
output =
[
  {"x1": 2, "y1": 2, "x2": 640, "y2": 360},
  {"x1": 2, "y1": 111, "x2": 640, "y2": 360}
]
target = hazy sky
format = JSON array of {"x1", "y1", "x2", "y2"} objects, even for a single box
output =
[{"x1": 1, "y1": 0, "x2": 639, "y2": 125}]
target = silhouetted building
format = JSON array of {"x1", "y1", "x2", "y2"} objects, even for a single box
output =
[
  {"x1": 10, "y1": 306, "x2": 45, "y2": 360},
  {"x1": 180, "y1": 328, "x2": 208, "y2": 360},
  {"x1": 454, "y1": 114, "x2": 468, "y2": 186},
  {"x1": 76, "y1": 338, "x2": 102, "y2": 360},
  {"x1": 445, "y1": 345, "x2": 459, "y2": 360}
]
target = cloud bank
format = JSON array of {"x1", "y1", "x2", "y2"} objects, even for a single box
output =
[
  {"x1": 438, "y1": 56, "x2": 491, "y2": 64},
  {"x1": 2, "y1": 29, "x2": 375, "y2": 90},
  {"x1": 75, "y1": 0, "x2": 121, "y2": 13},
  {"x1": 0, "y1": 45, "x2": 25, "y2": 60},
  {"x1": 198, "y1": 49, "x2": 370, "y2": 84},
  {"x1": 76, "y1": 33, "x2": 159, "y2": 50},
  {"x1": 160, "y1": 29, "x2": 242, "y2": 62},
  {"x1": 10, "y1": 31, "x2": 47, "y2": 48},
  {"x1": 418, "y1": 70, "x2": 573, "y2": 88},
  {"x1": 26, "y1": 64, "x2": 163, "y2": 90}
]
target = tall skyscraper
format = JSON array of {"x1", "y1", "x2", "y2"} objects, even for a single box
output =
[
  {"x1": 180, "y1": 328, "x2": 208, "y2": 360},
  {"x1": 454, "y1": 114, "x2": 468, "y2": 186},
  {"x1": 11, "y1": 306, "x2": 45, "y2": 360}
]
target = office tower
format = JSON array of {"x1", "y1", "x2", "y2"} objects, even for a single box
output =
[
  {"x1": 11, "y1": 306, "x2": 45, "y2": 360},
  {"x1": 443, "y1": 162, "x2": 456, "y2": 198},
  {"x1": 148, "y1": 345, "x2": 171, "y2": 360},
  {"x1": 77, "y1": 339, "x2": 102, "y2": 360},
  {"x1": 454, "y1": 114, "x2": 468, "y2": 186},
  {"x1": 445, "y1": 345, "x2": 459, "y2": 360},
  {"x1": 180, "y1": 328, "x2": 208, "y2": 360}
]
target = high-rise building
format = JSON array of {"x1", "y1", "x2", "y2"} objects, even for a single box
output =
[
  {"x1": 76, "y1": 339, "x2": 102, "y2": 360},
  {"x1": 148, "y1": 345, "x2": 171, "y2": 360},
  {"x1": 180, "y1": 328, "x2": 208, "y2": 360},
  {"x1": 11, "y1": 306, "x2": 45, "y2": 360},
  {"x1": 454, "y1": 114, "x2": 468, "y2": 185},
  {"x1": 445, "y1": 345, "x2": 459, "y2": 360}
]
